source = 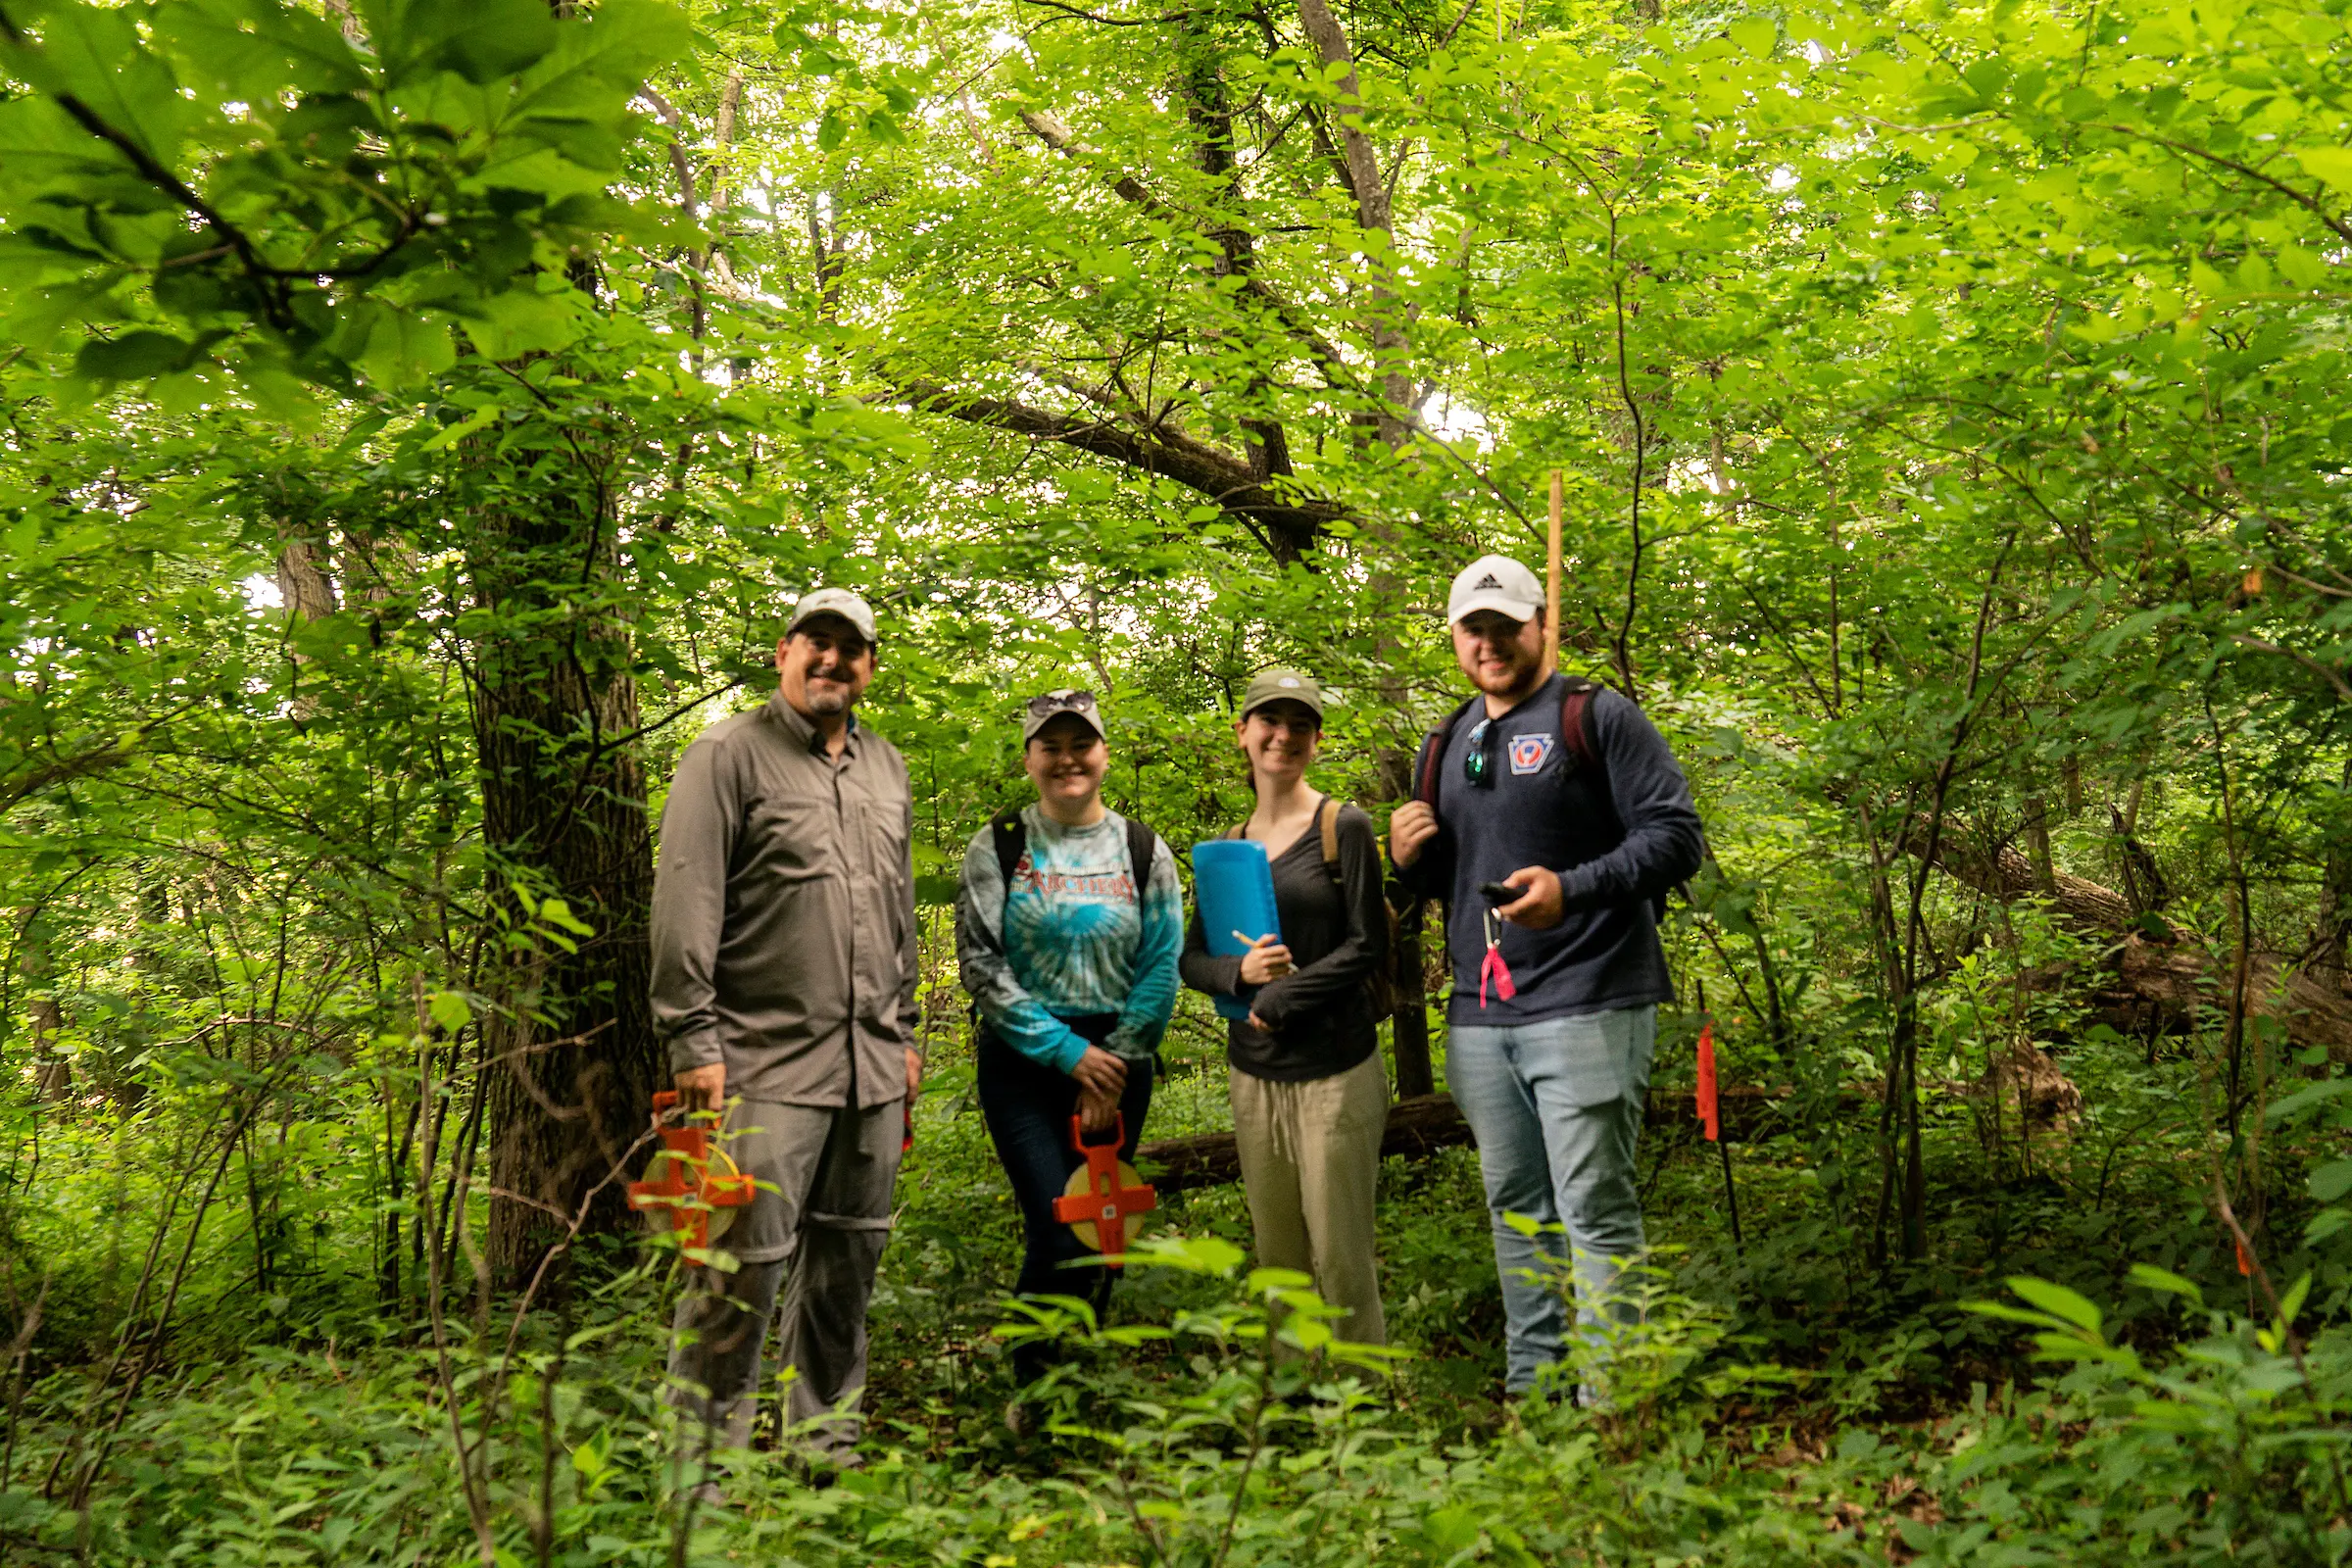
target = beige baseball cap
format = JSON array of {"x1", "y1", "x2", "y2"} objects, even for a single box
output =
[
  {"x1": 1446, "y1": 555, "x2": 1544, "y2": 624},
  {"x1": 784, "y1": 587, "x2": 877, "y2": 643},
  {"x1": 1021, "y1": 688, "x2": 1105, "y2": 741},
  {"x1": 1240, "y1": 667, "x2": 1324, "y2": 721}
]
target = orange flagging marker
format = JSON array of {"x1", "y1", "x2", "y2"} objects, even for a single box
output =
[
  {"x1": 1053, "y1": 1112, "x2": 1157, "y2": 1266},
  {"x1": 628, "y1": 1090, "x2": 757, "y2": 1265},
  {"x1": 1695, "y1": 1018, "x2": 1720, "y2": 1143}
]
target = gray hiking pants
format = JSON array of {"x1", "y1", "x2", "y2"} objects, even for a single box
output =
[{"x1": 666, "y1": 1097, "x2": 902, "y2": 1465}]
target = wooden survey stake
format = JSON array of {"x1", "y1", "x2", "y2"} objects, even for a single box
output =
[{"x1": 1545, "y1": 468, "x2": 1564, "y2": 674}]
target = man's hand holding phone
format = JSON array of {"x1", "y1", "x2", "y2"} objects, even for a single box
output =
[{"x1": 1486, "y1": 867, "x2": 1565, "y2": 929}]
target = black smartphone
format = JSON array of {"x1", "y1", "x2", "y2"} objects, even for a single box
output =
[{"x1": 1478, "y1": 881, "x2": 1516, "y2": 904}]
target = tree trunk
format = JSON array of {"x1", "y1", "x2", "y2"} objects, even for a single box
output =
[
  {"x1": 1295, "y1": 0, "x2": 1413, "y2": 444},
  {"x1": 467, "y1": 493, "x2": 662, "y2": 1285},
  {"x1": 2021, "y1": 795, "x2": 2056, "y2": 895},
  {"x1": 1390, "y1": 900, "x2": 1435, "y2": 1099},
  {"x1": 2315, "y1": 757, "x2": 2350, "y2": 981}
]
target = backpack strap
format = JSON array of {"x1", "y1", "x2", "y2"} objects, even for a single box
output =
[
  {"x1": 1317, "y1": 795, "x2": 1339, "y2": 873},
  {"x1": 991, "y1": 806, "x2": 1027, "y2": 890},
  {"x1": 1122, "y1": 813, "x2": 1157, "y2": 896},
  {"x1": 1559, "y1": 677, "x2": 1603, "y2": 775},
  {"x1": 1413, "y1": 695, "x2": 1483, "y2": 808},
  {"x1": 990, "y1": 808, "x2": 1029, "y2": 928},
  {"x1": 988, "y1": 806, "x2": 1027, "y2": 944}
]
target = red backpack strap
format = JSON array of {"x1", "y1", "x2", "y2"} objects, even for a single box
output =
[
  {"x1": 1414, "y1": 698, "x2": 1480, "y2": 806},
  {"x1": 1558, "y1": 679, "x2": 1602, "y2": 775}
]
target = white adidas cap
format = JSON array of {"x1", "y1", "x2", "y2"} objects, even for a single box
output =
[{"x1": 1446, "y1": 555, "x2": 1544, "y2": 624}]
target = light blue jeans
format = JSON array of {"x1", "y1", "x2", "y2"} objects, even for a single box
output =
[{"x1": 1446, "y1": 1006, "x2": 1655, "y2": 1394}]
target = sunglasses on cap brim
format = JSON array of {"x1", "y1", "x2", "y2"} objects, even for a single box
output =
[{"x1": 1026, "y1": 690, "x2": 1098, "y2": 717}]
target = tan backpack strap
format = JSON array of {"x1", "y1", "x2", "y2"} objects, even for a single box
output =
[
  {"x1": 1318, "y1": 796, "x2": 1339, "y2": 868},
  {"x1": 1225, "y1": 820, "x2": 1247, "y2": 840}
]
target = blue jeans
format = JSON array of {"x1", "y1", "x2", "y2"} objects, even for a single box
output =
[
  {"x1": 1446, "y1": 1006, "x2": 1655, "y2": 1394},
  {"x1": 975, "y1": 1018, "x2": 1154, "y2": 1387}
]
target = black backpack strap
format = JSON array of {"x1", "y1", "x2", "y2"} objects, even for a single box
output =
[
  {"x1": 1122, "y1": 813, "x2": 1157, "y2": 896},
  {"x1": 990, "y1": 806, "x2": 1027, "y2": 900}
]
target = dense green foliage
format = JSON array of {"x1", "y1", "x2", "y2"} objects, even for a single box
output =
[{"x1": 2, "y1": 0, "x2": 2349, "y2": 1558}]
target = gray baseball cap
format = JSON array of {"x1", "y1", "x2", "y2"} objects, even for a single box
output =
[
  {"x1": 1446, "y1": 555, "x2": 1544, "y2": 624},
  {"x1": 784, "y1": 587, "x2": 877, "y2": 643}
]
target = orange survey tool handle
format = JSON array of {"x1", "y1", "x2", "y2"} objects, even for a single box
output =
[
  {"x1": 626, "y1": 1090, "x2": 757, "y2": 1264},
  {"x1": 1051, "y1": 1111, "x2": 1156, "y2": 1266}
]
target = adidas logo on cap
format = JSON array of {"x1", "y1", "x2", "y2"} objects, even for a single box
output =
[{"x1": 1447, "y1": 554, "x2": 1543, "y2": 622}]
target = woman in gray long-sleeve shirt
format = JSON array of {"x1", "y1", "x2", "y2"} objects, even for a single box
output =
[{"x1": 1180, "y1": 669, "x2": 1390, "y2": 1348}]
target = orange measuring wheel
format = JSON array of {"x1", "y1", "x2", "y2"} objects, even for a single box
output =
[
  {"x1": 1052, "y1": 1112, "x2": 1156, "y2": 1265},
  {"x1": 627, "y1": 1091, "x2": 757, "y2": 1264}
]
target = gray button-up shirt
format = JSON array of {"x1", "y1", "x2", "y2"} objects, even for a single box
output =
[{"x1": 650, "y1": 690, "x2": 919, "y2": 1107}]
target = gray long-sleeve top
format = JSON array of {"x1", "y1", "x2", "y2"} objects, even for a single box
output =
[{"x1": 649, "y1": 690, "x2": 919, "y2": 1107}]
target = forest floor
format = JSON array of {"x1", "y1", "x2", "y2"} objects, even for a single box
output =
[{"x1": 5, "y1": 995, "x2": 2343, "y2": 1566}]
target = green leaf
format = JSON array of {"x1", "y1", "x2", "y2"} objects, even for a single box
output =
[
  {"x1": 2309, "y1": 1159, "x2": 2352, "y2": 1203},
  {"x1": 427, "y1": 991, "x2": 471, "y2": 1032},
  {"x1": 537, "y1": 897, "x2": 594, "y2": 936},
  {"x1": 357, "y1": 309, "x2": 456, "y2": 391},
  {"x1": 151, "y1": 0, "x2": 368, "y2": 99},
  {"x1": 4, "y1": 3, "x2": 189, "y2": 164},
  {"x1": 1727, "y1": 18, "x2": 1776, "y2": 58},
  {"x1": 2266, "y1": 1077, "x2": 2352, "y2": 1123},
  {"x1": 74, "y1": 330, "x2": 202, "y2": 381},
  {"x1": 2127, "y1": 1264, "x2": 2204, "y2": 1308},
  {"x1": 427, "y1": 0, "x2": 562, "y2": 83},
  {"x1": 2297, "y1": 146, "x2": 2352, "y2": 193},
  {"x1": 2005, "y1": 1276, "x2": 2102, "y2": 1337}
]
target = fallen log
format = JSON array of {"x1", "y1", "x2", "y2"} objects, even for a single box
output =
[
  {"x1": 1902, "y1": 822, "x2": 2352, "y2": 1058},
  {"x1": 1135, "y1": 1087, "x2": 1806, "y2": 1196}
]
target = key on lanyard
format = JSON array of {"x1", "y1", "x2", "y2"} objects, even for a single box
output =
[{"x1": 1479, "y1": 905, "x2": 1517, "y2": 1007}]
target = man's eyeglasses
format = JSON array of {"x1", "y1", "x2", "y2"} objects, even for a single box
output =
[
  {"x1": 1026, "y1": 689, "x2": 1097, "y2": 718},
  {"x1": 1463, "y1": 718, "x2": 1495, "y2": 788}
]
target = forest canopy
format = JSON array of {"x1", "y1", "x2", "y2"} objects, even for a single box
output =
[{"x1": 1, "y1": 0, "x2": 2349, "y2": 1558}]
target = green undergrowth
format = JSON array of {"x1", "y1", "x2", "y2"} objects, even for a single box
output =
[
  {"x1": 10, "y1": 1018, "x2": 2352, "y2": 1565},
  {"x1": 5, "y1": 1238, "x2": 2349, "y2": 1567}
]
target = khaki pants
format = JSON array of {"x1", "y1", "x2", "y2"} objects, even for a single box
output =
[
  {"x1": 667, "y1": 1098, "x2": 901, "y2": 1469},
  {"x1": 1229, "y1": 1052, "x2": 1388, "y2": 1347}
]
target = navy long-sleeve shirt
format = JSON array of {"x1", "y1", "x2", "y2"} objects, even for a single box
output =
[{"x1": 1394, "y1": 675, "x2": 1705, "y2": 1025}]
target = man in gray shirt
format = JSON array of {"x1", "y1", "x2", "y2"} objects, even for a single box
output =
[{"x1": 649, "y1": 587, "x2": 920, "y2": 1487}]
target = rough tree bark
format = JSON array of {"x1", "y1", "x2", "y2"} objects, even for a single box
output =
[{"x1": 467, "y1": 482, "x2": 662, "y2": 1284}]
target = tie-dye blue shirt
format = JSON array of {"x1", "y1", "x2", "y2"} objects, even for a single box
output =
[{"x1": 954, "y1": 807, "x2": 1182, "y2": 1071}]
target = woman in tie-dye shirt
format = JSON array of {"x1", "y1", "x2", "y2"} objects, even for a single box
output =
[{"x1": 954, "y1": 688, "x2": 1181, "y2": 1419}]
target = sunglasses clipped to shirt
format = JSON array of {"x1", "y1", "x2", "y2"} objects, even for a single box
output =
[{"x1": 1463, "y1": 717, "x2": 1495, "y2": 788}]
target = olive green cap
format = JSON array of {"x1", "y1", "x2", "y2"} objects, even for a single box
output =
[{"x1": 1239, "y1": 667, "x2": 1324, "y2": 721}]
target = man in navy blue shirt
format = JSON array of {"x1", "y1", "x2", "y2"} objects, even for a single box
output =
[{"x1": 1391, "y1": 555, "x2": 1705, "y2": 1400}]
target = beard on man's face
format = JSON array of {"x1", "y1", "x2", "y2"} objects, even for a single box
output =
[{"x1": 801, "y1": 665, "x2": 856, "y2": 712}]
